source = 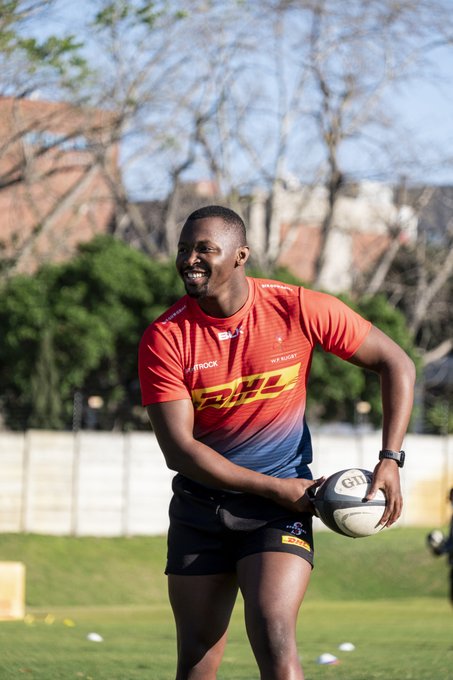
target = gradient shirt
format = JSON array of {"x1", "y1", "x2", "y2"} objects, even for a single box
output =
[{"x1": 139, "y1": 277, "x2": 371, "y2": 480}]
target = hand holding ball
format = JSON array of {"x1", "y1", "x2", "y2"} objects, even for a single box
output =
[{"x1": 311, "y1": 468, "x2": 387, "y2": 538}]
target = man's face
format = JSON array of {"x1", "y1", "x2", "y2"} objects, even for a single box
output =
[{"x1": 176, "y1": 217, "x2": 245, "y2": 300}]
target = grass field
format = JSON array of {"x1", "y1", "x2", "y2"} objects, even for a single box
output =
[{"x1": 0, "y1": 528, "x2": 452, "y2": 679}]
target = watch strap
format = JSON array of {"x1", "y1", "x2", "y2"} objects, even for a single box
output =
[{"x1": 379, "y1": 449, "x2": 405, "y2": 468}]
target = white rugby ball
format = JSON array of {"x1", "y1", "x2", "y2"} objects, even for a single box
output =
[{"x1": 313, "y1": 468, "x2": 387, "y2": 538}]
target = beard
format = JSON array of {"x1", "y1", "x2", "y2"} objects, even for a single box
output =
[{"x1": 183, "y1": 278, "x2": 209, "y2": 299}]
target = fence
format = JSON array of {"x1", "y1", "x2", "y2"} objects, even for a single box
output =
[{"x1": 0, "y1": 430, "x2": 452, "y2": 536}]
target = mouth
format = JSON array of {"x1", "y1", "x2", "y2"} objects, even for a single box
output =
[{"x1": 183, "y1": 269, "x2": 208, "y2": 284}]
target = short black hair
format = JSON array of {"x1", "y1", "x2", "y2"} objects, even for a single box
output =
[{"x1": 185, "y1": 205, "x2": 247, "y2": 245}]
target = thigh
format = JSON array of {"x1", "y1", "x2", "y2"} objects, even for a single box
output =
[
  {"x1": 237, "y1": 551, "x2": 312, "y2": 620},
  {"x1": 236, "y1": 553, "x2": 311, "y2": 680},
  {"x1": 169, "y1": 573, "x2": 239, "y2": 657}
]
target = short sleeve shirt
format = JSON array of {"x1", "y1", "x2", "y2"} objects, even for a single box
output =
[{"x1": 138, "y1": 277, "x2": 371, "y2": 479}]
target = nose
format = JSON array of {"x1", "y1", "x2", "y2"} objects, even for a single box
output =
[{"x1": 183, "y1": 249, "x2": 200, "y2": 266}]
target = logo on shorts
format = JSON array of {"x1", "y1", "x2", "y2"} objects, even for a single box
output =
[
  {"x1": 286, "y1": 521, "x2": 306, "y2": 536},
  {"x1": 282, "y1": 535, "x2": 311, "y2": 551}
]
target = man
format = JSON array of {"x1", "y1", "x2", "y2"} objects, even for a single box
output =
[
  {"x1": 139, "y1": 205, "x2": 415, "y2": 680},
  {"x1": 427, "y1": 488, "x2": 453, "y2": 605}
]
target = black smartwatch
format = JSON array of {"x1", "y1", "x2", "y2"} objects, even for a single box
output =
[{"x1": 379, "y1": 449, "x2": 405, "y2": 468}]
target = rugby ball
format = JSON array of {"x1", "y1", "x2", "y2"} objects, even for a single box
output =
[{"x1": 312, "y1": 468, "x2": 386, "y2": 538}]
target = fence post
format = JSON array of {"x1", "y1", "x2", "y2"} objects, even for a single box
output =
[
  {"x1": 71, "y1": 431, "x2": 81, "y2": 536},
  {"x1": 20, "y1": 432, "x2": 31, "y2": 533},
  {"x1": 122, "y1": 433, "x2": 131, "y2": 537}
]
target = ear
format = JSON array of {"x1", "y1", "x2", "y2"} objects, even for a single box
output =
[{"x1": 235, "y1": 246, "x2": 250, "y2": 267}]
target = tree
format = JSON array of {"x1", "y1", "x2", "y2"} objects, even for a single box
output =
[
  {"x1": 29, "y1": 326, "x2": 63, "y2": 428},
  {"x1": 1, "y1": 1, "x2": 451, "y2": 431},
  {"x1": 0, "y1": 1, "x2": 104, "y2": 279},
  {"x1": 0, "y1": 1, "x2": 88, "y2": 97},
  {"x1": 0, "y1": 235, "x2": 184, "y2": 430},
  {"x1": 374, "y1": 221, "x2": 453, "y2": 433}
]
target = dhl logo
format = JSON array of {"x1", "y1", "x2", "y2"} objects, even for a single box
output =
[
  {"x1": 192, "y1": 363, "x2": 301, "y2": 410},
  {"x1": 282, "y1": 535, "x2": 311, "y2": 551}
]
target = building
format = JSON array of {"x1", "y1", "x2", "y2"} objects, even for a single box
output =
[
  {"x1": 133, "y1": 179, "x2": 418, "y2": 292},
  {"x1": 0, "y1": 96, "x2": 119, "y2": 273},
  {"x1": 247, "y1": 181, "x2": 418, "y2": 291}
]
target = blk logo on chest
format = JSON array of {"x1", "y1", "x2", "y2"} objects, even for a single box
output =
[{"x1": 218, "y1": 327, "x2": 243, "y2": 341}]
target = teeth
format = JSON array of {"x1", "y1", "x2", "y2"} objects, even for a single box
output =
[{"x1": 187, "y1": 272, "x2": 205, "y2": 279}]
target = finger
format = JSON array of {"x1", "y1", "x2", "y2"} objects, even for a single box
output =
[
  {"x1": 305, "y1": 477, "x2": 325, "y2": 502},
  {"x1": 364, "y1": 480, "x2": 379, "y2": 501},
  {"x1": 309, "y1": 476, "x2": 325, "y2": 489},
  {"x1": 378, "y1": 494, "x2": 402, "y2": 527},
  {"x1": 304, "y1": 477, "x2": 326, "y2": 516}
]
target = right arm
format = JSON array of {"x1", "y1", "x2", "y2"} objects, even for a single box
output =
[{"x1": 147, "y1": 399, "x2": 323, "y2": 512}]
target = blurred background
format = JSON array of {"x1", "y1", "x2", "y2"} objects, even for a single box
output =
[{"x1": 1, "y1": 0, "x2": 453, "y2": 536}]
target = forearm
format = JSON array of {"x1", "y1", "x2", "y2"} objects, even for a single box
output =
[
  {"x1": 350, "y1": 326, "x2": 416, "y2": 451},
  {"x1": 146, "y1": 399, "x2": 322, "y2": 512},
  {"x1": 146, "y1": 400, "x2": 288, "y2": 499},
  {"x1": 162, "y1": 433, "x2": 281, "y2": 498},
  {"x1": 380, "y1": 354, "x2": 415, "y2": 450}
]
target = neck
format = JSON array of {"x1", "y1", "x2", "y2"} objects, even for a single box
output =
[{"x1": 198, "y1": 279, "x2": 249, "y2": 318}]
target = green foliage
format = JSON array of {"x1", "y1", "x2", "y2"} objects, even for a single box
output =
[
  {"x1": 0, "y1": 236, "x2": 183, "y2": 430},
  {"x1": 93, "y1": 0, "x2": 165, "y2": 30},
  {"x1": 308, "y1": 349, "x2": 366, "y2": 424},
  {"x1": 0, "y1": 252, "x2": 417, "y2": 431},
  {"x1": 308, "y1": 291, "x2": 419, "y2": 426},
  {"x1": 354, "y1": 294, "x2": 420, "y2": 427},
  {"x1": 426, "y1": 400, "x2": 453, "y2": 435},
  {"x1": 0, "y1": 1, "x2": 89, "y2": 91},
  {"x1": 356, "y1": 294, "x2": 418, "y2": 361},
  {"x1": 29, "y1": 327, "x2": 63, "y2": 429}
]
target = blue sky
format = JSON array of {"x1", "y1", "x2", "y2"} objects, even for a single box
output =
[{"x1": 29, "y1": 2, "x2": 453, "y2": 191}]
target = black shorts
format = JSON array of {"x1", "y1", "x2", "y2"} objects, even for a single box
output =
[{"x1": 165, "y1": 474, "x2": 314, "y2": 575}]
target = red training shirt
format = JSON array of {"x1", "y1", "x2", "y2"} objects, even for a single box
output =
[{"x1": 138, "y1": 277, "x2": 371, "y2": 479}]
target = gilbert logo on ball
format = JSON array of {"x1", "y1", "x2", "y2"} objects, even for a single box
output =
[{"x1": 312, "y1": 469, "x2": 387, "y2": 538}]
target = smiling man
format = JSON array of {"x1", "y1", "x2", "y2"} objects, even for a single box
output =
[
  {"x1": 138, "y1": 205, "x2": 415, "y2": 680},
  {"x1": 176, "y1": 211, "x2": 249, "y2": 312}
]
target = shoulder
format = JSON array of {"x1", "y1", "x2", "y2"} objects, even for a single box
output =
[
  {"x1": 143, "y1": 296, "x2": 189, "y2": 331},
  {"x1": 299, "y1": 287, "x2": 365, "y2": 320},
  {"x1": 151, "y1": 296, "x2": 190, "y2": 327},
  {"x1": 139, "y1": 296, "x2": 190, "y2": 349},
  {"x1": 251, "y1": 277, "x2": 301, "y2": 305}
]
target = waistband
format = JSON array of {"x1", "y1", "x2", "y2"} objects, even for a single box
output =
[{"x1": 172, "y1": 473, "x2": 243, "y2": 501}]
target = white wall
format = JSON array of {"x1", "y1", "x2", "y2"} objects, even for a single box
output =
[{"x1": 0, "y1": 430, "x2": 452, "y2": 536}]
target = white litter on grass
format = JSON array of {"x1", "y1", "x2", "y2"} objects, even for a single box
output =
[
  {"x1": 316, "y1": 652, "x2": 339, "y2": 665},
  {"x1": 87, "y1": 632, "x2": 103, "y2": 642},
  {"x1": 338, "y1": 642, "x2": 355, "y2": 652}
]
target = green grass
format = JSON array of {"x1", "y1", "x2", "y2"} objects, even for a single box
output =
[
  {"x1": 0, "y1": 534, "x2": 169, "y2": 606},
  {"x1": 0, "y1": 529, "x2": 452, "y2": 679}
]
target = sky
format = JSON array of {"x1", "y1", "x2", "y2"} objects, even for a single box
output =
[
  {"x1": 388, "y1": 44, "x2": 453, "y2": 184},
  {"x1": 27, "y1": 1, "x2": 453, "y2": 192}
]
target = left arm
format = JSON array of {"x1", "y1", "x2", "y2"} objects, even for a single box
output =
[{"x1": 348, "y1": 325, "x2": 416, "y2": 527}]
